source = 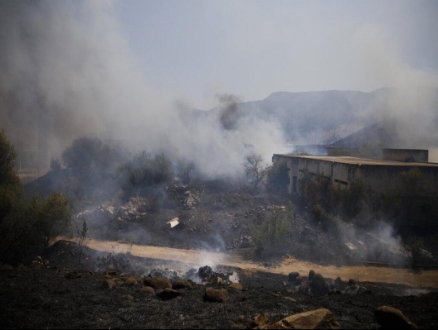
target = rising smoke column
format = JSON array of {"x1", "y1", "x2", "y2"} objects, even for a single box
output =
[{"x1": 0, "y1": 0, "x2": 288, "y2": 177}]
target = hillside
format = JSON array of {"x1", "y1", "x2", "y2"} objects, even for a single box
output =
[{"x1": 192, "y1": 87, "x2": 438, "y2": 147}]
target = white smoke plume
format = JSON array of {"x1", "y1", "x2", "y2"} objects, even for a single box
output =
[{"x1": 0, "y1": 0, "x2": 288, "y2": 177}]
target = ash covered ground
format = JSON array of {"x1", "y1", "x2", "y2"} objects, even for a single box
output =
[{"x1": 3, "y1": 177, "x2": 438, "y2": 328}]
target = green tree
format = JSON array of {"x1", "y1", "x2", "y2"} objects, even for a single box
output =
[
  {"x1": 29, "y1": 192, "x2": 72, "y2": 248},
  {"x1": 0, "y1": 130, "x2": 22, "y2": 222}
]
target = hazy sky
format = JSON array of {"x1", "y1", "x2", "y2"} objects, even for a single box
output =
[
  {"x1": 114, "y1": 0, "x2": 438, "y2": 109},
  {"x1": 1, "y1": 0, "x2": 438, "y2": 174}
]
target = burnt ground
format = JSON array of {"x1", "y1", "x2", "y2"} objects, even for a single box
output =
[
  {"x1": 6, "y1": 177, "x2": 437, "y2": 328},
  {"x1": 0, "y1": 240, "x2": 438, "y2": 329}
]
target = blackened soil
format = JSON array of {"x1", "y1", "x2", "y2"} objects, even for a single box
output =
[{"x1": 1, "y1": 241, "x2": 438, "y2": 329}]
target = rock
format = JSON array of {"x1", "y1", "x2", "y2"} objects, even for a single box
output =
[
  {"x1": 356, "y1": 286, "x2": 372, "y2": 295},
  {"x1": 217, "y1": 277, "x2": 225, "y2": 285},
  {"x1": 139, "y1": 286, "x2": 155, "y2": 295},
  {"x1": 143, "y1": 276, "x2": 172, "y2": 290},
  {"x1": 124, "y1": 276, "x2": 139, "y2": 286},
  {"x1": 228, "y1": 283, "x2": 243, "y2": 291},
  {"x1": 283, "y1": 297, "x2": 296, "y2": 302},
  {"x1": 310, "y1": 273, "x2": 329, "y2": 296},
  {"x1": 198, "y1": 265, "x2": 213, "y2": 280},
  {"x1": 204, "y1": 287, "x2": 229, "y2": 302},
  {"x1": 265, "y1": 308, "x2": 341, "y2": 329},
  {"x1": 299, "y1": 282, "x2": 310, "y2": 294},
  {"x1": 101, "y1": 279, "x2": 116, "y2": 290},
  {"x1": 172, "y1": 279, "x2": 193, "y2": 289},
  {"x1": 64, "y1": 271, "x2": 81, "y2": 279},
  {"x1": 251, "y1": 314, "x2": 269, "y2": 328},
  {"x1": 348, "y1": 279, "x2": 356, "y2": 286},
  {"x1": 344, "y1": 285, "x2": 359, "y2": 294},
  {"x1": 335, "y1": 276, "x2": 343, "y2": 288},
  {"x1": 288, "y1": 272, "x2": 300, "y2": 283},
  {"x1": 156, "y1": 288, "x2": 182, "y2": 300},
  {"x1": 308, "y1": 269, "x2": 315, "y2": 281},
  {"x1": 374, "y1": 306, "x2": 418, "y2": 329},
  {"x1": 293, "y1": 276, "x2": 303, "y2": 285}
]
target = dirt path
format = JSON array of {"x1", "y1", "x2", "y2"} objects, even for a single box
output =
[{"x1": 65, "y1": 237, "x2": 438, "y2": 289}]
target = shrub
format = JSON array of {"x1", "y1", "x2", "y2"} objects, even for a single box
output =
[
  {"x1": 177, "y1": 159, "x2": 195, "y2": 185},
  {"x1": 29, "y1": 192, "x2": 72, "y2": 248},
  {"x1": 62, "y1": 137, "x2": 103, "y2": 170},
  {"x1": 341, "y1": 179, "x2": 365, "y2": 220},
  {"x1": 251, "y1": 209, "x2": 292, "y2": 256},
  {"x1": 50, "y1": 158, "x2": 61, "y2": 171},
  {"x1": 118, "y1": 151, "x2": 174, "y2": 197}
]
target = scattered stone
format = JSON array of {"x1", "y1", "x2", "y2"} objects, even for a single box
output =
[
  {"x1": 288, "y1": 272, "x2": 300, "y2": 283},
  {"x1": 204, "y1": 287, "x2": 229, "y2": 302},
  {"x1": 143, "y1": 276, "x2": 172, "y2": 290},
  {"x1": 356, "y1": 286, "x2": 372, "y2": 295},
  {"x1": 265, "y1": 308, "x2": 341, "y2": 329},
  {"x1": 228, "y1": 283, "x2": 243, "y2": 291},
  {"x1": 310, "y1": 273, "x2": 329, "y2": 296},
  {"x1": 139, "y1": 286, "x2": 155, "y2": 295},
  {"x1": 344, "y1": 285, "x2": 359, "y2": 295},
  {"x1": 374, "y1": 306, "x2": 418, "y2": 329},
  {"x1": 283, "y1": 297, "x2": 296, "y2": 302},
  {"x1": 101, "y1": 279, "x2": 116, "y2": 290},
  {"x1": 348, "y1": 279, "x2": 356, "y2": 286},
  {"x1": 124, "y1": 276, "x2": 139, "y2": 286},
  {"x1": 299, "y1": 282, "x2": 310, "y2": 295},
  {"x1": 103, "y1": 270, "x2": 118, "y2": 277},
  {"x1": 251, "y1": 314, "x2": 269, "y2": 328},
  {"x1": 293, "y1": 276, "x2": 303, "y2": 285},
  {"x1": 156, "y1": 288, "x2": 182, "y2": 300},
  {"x1": 64, "y1": 271, "x2": 81, "y2": 279},
  {"x1": 198, "y1": 266, "x2": 213, "y2": 280},
  {"x1": 308, "y1": 270, "x2": 315, "y2": 281},
  {"x1": 172, "y1": 279, "x2": 193, "y2": 289}
]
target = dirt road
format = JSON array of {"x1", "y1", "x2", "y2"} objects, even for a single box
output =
[{"x1": 66, "y1": 237, "x2": 438, "y2": 289}]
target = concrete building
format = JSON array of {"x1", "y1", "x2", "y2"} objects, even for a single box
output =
[{"x1": 272, "y1": 154, "x2": 438, "y2": 196}]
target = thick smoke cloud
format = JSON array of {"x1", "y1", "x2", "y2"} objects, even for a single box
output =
[{"x1": 0, "y1": 1, "x2": 287, "y2": 176}]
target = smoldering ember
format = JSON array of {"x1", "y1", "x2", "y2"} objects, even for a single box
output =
[{"x1": 2, "y1": 1, "x2": 438, "y2": 329}]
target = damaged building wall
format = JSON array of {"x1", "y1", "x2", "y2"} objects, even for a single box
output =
[
  {"x1": 273, "y1": 154, "x2": 438, "y2": 196},
  {"x1": 273, "y1": 154, "x2": 438, "y2": 226}
]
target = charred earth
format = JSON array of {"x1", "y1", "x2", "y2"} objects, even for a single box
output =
[{"x1": 3, "y1": 175, "x2": 437, "y2": 328}]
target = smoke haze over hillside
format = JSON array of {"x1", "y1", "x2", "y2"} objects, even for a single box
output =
[{"x1": 1, "y1": 1, "x2": 438, "y2": 176}]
